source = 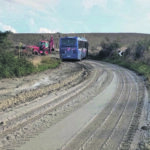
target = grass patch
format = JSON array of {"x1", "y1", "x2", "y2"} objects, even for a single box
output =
[
  {"x1": 0, "y1": 52, "x2": 61, "y2": 79},
  {"x1": 36, "y1": 57, "x2": 61, "y2": 72},
  {"x1": 103, "y1": 57, "x2": 150, "y2": 82}
]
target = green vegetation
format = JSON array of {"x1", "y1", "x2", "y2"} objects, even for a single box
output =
[
  {"x1": 36, "y1": 57, "x2": 61, "y2": 72},
  {"x1": 127, "y1": 40, "x2": 150, "y2": 65},
  {"x1": 94, "y1": 39, "x2": 150, "y2": 84},
  {"x1": 104, "y1": 57, "x2": 150, "y2": 82},
  {"x1": 0, "y1": 31, "x2": 61, "y2": 79},
  {"x1": 0, "y1": 31, "x2": 12, "y2": 52},
  {"x1": 99, "y1": 40, "x2": 120, "y2": 58},
  {"x1": 0, "y1": 52, "x2": 61, "y2": 79},
  {"x1": 0, "y1": 52, "x2": 35, "y2": 78}
]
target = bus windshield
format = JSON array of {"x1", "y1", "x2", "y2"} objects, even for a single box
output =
[{"x1": 61, "y1": 39, "x2": 76, "y2": 47}]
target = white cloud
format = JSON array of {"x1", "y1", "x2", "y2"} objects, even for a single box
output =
[
  {"x1": 13, "y1": 0, "x2": 59, "y2": 12},
  {"x1": 121, "y1": 12, "x2": 150, "y2": 33},
  {"x1": 82, "y1": 0, "x2": 124, "y2": 10},
  {"x1": 120, "y1": 0, "x2": 150, "y2": 33},
  {"x1": 82, "y1": 0, "x2": 107, "y2": 10},
  {"x1": 0, "y1": 22, "x2": 16, "y2": 33},
  {"x1": 30, "y1": 18, "x2": 35, "y2": 26},
  {"x1": 134, "y1": 0, "x2": 150, "y2": 8},
  {"x1": 39, "y1": 27, "x2": 56, "y2": 33},
  {"x1": 145, "y1": 13, "x2": 150, "y2": 22},
  {"x1": 135, "y1": 0, "x2": 150, "y2": 4},
  {"x1": 113, "y1": 0, "x2": 124, "y2": 5}
]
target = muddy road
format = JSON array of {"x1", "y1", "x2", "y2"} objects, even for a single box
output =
[{"x1": 0, "y1": 60, "x2": 148, "y2": 150}]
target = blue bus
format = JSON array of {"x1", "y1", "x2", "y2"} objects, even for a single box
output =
[{"x1": 59, "y1": 37, "x2": 88, "y2": 60}]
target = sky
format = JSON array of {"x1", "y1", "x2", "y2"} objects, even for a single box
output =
[{"x1": 0, "y1": 0, "x2": 150, "y2": 33}]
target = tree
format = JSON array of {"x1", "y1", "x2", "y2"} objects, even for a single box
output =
[{"x1": 0, "y1": 31, "x2": 12, "y2": 52}]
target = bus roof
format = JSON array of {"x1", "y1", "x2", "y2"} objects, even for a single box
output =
[{"x1": 60, "y1": 36, "x2": 88, "y2": 42}]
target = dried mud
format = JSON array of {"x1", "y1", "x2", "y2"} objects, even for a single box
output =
[{"x1": 0, "y1": 60, "x2": 148, "y2": 150}]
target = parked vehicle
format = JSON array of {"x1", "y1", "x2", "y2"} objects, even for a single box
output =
[
  {"x1": 29, "y1": 36, "x2": 54, "y2": 55},
  {"x1": 59, "y1": 36, "x2": 88, "y2": 60}
]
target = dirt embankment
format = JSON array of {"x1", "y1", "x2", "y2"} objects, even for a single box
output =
[{"x1": 0, "y1": 62, "x2": 85, "y2": 111}]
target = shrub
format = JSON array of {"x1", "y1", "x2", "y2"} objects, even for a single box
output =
[
  {"x1": 0, "y1": 52, "x2": 35, "y2": 78},
  {"x1": 99, "y1": 50, "x2": 110, "y2": 58},
  {"x1": 0, "y1": 31, "x2": 12, "y2": 52},
  {"x1": 0, "y1": 52, "x2": 61, "y2": 79},
  {"x1": 126, "y1": 40, "x2": 150, "y2": 60},
  {"x1": 99, "y1": 40, "x2": 120, "y2": 59}
]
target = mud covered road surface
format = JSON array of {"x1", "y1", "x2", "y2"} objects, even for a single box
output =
[{"x1": 0, "y1": 60, "x2": 148, "y2": 150}]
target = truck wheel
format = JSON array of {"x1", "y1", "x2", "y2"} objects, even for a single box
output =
[{"x1": 32, "y1": 49, "x2": 35, "y2": 55}]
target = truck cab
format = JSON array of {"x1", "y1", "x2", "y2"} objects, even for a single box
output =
[{"x1": 39, "y1": 41, "x2": 49, "y2": 55}]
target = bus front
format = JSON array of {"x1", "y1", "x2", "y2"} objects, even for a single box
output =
[{"x1": 59, "y1": 37, "x2": 78, "y2": 60}]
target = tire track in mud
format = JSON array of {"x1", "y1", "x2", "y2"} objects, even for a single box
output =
[
  {"x1": 0, "y1": 61, "x2": 114, "y2": 150},
  {"x1": 94, "y1": 63, "x2": 145, "y2": 150},
  {"x1": 0, "y1": 63, "x2": 85, "y2": 111},
  {"x1": 100, "y1": 71, "x2": 139, "y2": 150},
  {"x1": 0, "y1": 61, "x2": 146, "y2": 150},
  {"x1": 63, "y1": 64, "x2": 126, "y2": 150},
  {"x1": 62, "y1": 62, "x2": 145, "y2": 150},
  {"x1": 119, "y1": 71, "x2": 145, "y2": 150},
  {"x1": 0, "y1": 68, "x2": 84, "y2": 111},
  {"x1": 0, "y1": 64, "x2": 89, "y2": 132}
]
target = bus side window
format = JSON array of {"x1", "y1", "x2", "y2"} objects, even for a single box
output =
[
  {"x1": 84, "y1": 42, "x2": 86, "y2": 48},
  {"x1": 78, "y1": 41, "x2": 82, "y2": 49},
  {"x1": 81, "y1": 41, "x2": 84, "y2": 48},
  {"x1": 79, "y1": 41, "x2": 88, "y2": 49},
  {"x1": 85, "y1": 42, "x2": 88, "y2": 49},
  {"x1": 83, "y1": 42, "x2": 85, "y2": 48}
]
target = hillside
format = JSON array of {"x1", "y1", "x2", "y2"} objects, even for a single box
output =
[{"x1": 8, "y1": 33, "x2": 150, "y2": 52}]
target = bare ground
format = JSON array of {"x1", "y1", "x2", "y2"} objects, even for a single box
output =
[
  {"x1": 0, "y1": 59, "x2": 148, "y2": 150},
  {"x1": 0, "y1": 60, "x2": 85, "y2": 111}
]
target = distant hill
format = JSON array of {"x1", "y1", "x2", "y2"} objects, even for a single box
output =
[{"x1": 8, "y1": 33, "x2": 150, "y2": 54}]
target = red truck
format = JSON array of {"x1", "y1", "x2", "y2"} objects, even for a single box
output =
[{"x1": 28, "y1": 36, "x2": 54, "y2": 55}]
